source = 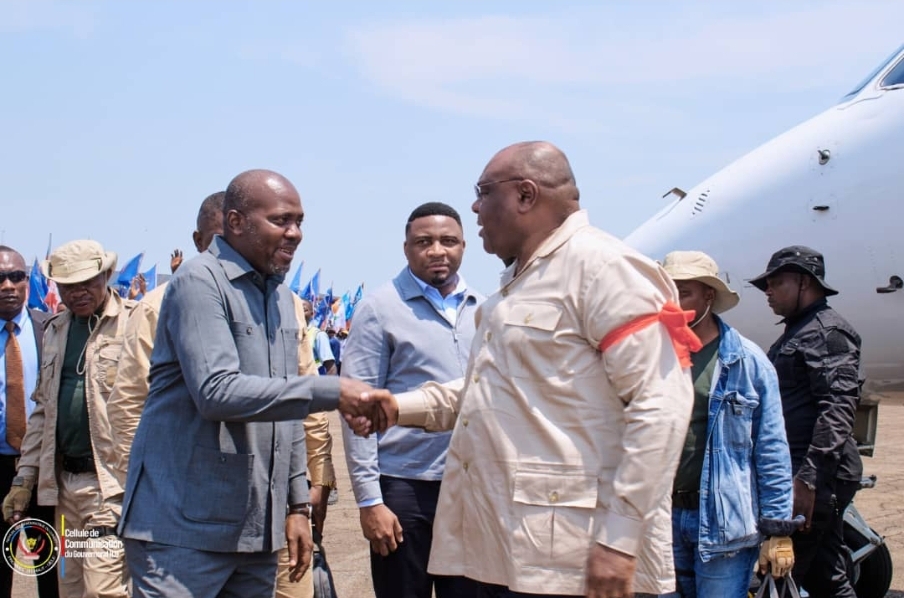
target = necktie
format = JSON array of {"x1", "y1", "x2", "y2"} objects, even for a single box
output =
[{"x1": 4, "y1": 321, "x2": 26, "y2": 452}]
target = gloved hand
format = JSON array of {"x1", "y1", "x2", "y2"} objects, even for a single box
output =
[
  {"x1": 758, "y1": 536, "x2": 795, "y2": 578},
  {"x1": 2, "y1": 476, "x2": 35, "y2": 524}
]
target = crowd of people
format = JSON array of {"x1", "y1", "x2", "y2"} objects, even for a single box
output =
[{"x1": 0, "y1": 140, "x2": 864, "y2": 598}]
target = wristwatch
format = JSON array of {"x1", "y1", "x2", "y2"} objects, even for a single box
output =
[{"x1": 288, "y1": 503, "x2": 312, "y2": 518}]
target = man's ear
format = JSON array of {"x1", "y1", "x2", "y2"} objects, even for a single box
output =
[
  {"x1": 225, "y1": 209, "x2": 244, "y2": 235},
  {"x1": 516, "y1": 180, "x2": 539, "y2": 213}
]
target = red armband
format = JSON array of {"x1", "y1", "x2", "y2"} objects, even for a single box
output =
[{"x1": 598, "y1": 301, "x2": 702, "y2": 368}]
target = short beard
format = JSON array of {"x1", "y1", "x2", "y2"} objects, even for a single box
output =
[{"x1": 269, "y1": 259, "x2": 290, "y2": 276}]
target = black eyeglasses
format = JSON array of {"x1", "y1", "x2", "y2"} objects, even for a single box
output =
[
  {"x1": 0, "y1": 271, "x2": 27, "y2": 284},
  {"x1": 474, "y1": 178, "x2": 524, "y2": 199}
]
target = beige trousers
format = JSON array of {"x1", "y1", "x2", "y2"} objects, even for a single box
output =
[
  {"x1": 275, "y1": 544, "x2": 314, "y2": 598},
  {"x1": 55, "y1": 471, "x2": 129, "y2": 598}
]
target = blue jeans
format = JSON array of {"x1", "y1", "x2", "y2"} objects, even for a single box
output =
[{"x1": 672, "y1": 507, "x2": 757, "y2": 598}]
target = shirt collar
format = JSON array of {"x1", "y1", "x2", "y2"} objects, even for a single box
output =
[
  {"x1": 1, "y1": 307, "x2": 28, "y2": 331},
  {"x1": 501, "y1": 209, "x2": 590, "y2": 287},
  {"x1": 781, "y1": 297, "x2": 828, "y2": 328},
  {"x1": 407, "y1": 268, "x2": 467, "y2": 300},
  {"x1": 209, "y1": 235, "x2": 286, "y2": 286}
]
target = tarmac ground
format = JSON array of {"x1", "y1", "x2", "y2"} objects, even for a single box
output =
[{"x1": 10, "y1": 392, "x2": 904, "y2": 597}]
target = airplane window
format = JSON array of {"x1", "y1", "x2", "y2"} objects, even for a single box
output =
[
  {"x1": 881, "y1": 57, "x2": 904, "y2": 88},
  {"x1": 840, "y1": 44, "x2": 904, "y2": 101}
]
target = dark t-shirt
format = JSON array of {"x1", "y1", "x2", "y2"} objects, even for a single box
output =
[
  {"x1": 673, "y1": 334, "x2": 720, "y2": 494},
  {"x1": 57, "y1": 316, "x2": 93, "y2": 458}
]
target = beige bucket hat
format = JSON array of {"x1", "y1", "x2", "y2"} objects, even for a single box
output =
[
  {"x1": 662, "y1": 250, "x2": 740, "y2": 314},
  {"x1": 41, "y1": 240, "x2": 118, "y2": 285}
]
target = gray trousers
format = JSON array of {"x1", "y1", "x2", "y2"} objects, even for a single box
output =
[{"x1": 124, "y1": 538, "x2": 278, "y2": 598}]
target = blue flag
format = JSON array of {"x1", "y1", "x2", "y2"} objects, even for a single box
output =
[
  {"x1": 27, "y1": 258, "x2": 48, "y2": 312},
  {"x1": 301, "y1": 269, "x2": 320, "y2": 302},
  {"x1": 289, "y1": 262, "x2": 304, "y2": 294},
  {"x1": 115, "y1": 252, "x2": 144, "y2": 297},
  {"x1": 142, "y1": 264, "x2": 158, "y2": 292}
]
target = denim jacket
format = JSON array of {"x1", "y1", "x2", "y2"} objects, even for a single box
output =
[{"x1": 697, "y1": 316, "x2": 794, "y2": 561}]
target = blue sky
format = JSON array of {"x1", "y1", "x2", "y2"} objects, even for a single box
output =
[{"x1": 2, "y1": 1, "x2": 902, "y2": 297}]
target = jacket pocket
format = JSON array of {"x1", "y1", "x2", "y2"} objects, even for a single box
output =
[
  {"x1": 95, "y1": 339, "x2": 124, "y2": 394},
  {"x1": 719, "y1": 392, "x2": 758, "y2": 451},
  {"x1": 181, "y1": 445, "x2": 253, "y2": 524},
  {"x1": 502, "y1": 303, "x2": 562, "y2": 379},
  {"x1": 511, "y1": 469, "x2": 596, "y2": 570}
]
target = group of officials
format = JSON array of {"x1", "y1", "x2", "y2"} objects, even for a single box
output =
[{"x1": 0, "y1": 141, "x2": 863, "y2": 598}]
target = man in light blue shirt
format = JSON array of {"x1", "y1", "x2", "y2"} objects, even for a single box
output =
[{"x1": 341, "y1": 202, "x2": 483, "y2": 598}]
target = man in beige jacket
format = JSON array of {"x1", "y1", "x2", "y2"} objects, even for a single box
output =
[
  {"x1": 2, "y1": 240, "x2": 135, "y2": 598},
  {"x1": 105, "y1": 192, "x2": 336, "y2": 598},
  {"x1": 359, "y1": 141, "x2": 697, "y2": 598}
]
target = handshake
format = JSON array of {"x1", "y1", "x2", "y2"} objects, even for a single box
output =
[{"x1": 337, "y1": 378, "x2": 399, "y2": 437}]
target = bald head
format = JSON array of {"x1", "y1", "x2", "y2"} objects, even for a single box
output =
[
  {"x1": 224, "y1": 169, "x2": 300, "y2": 214},
  {"x1": 491, "y1": 141, "x2": 579, "y2": 202},
  {"x1": 222, "y1": 169, "x2": 304, "y2": 276},
  {"x1": 473, "y1": 142, "x2": 581, "y2": 266}
]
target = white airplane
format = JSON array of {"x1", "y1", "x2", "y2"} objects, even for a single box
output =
[
  {"x1": 624, "y1": 43, "x2": 904, "y2": 390},
  {"x1": 625, "y1": 47, "x2": 904, "y2": 596}
]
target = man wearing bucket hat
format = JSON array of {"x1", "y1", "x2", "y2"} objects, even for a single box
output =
[
  {"x1": 2, "y1": 239, "x2": 135, "y2": 598},
  {"x1": 663, "y1": 251, "x2": 795, "y2": 597},
  {"x1": 749, "y1": 246, "x2": 862, "y2": 597}
]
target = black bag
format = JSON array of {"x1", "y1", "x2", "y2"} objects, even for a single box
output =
[
  {"x1": 311, "y1": 529, "x2": 338, "y2": 598},
  {"x1": 754, "y1": 573, "x2": 802, "y2": 598}
]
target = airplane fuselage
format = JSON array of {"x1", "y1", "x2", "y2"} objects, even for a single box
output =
[{"x1": 625, "y1": 48, "x2": 904, "y2": 384}]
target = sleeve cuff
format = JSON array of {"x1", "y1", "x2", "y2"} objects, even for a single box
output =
[
  {"x1": 309, "y1": 376, "x2": 342, "y2": 413},
  {"x1": 396, "y1": 390, "x2": 429, "y2": 427},
  {"x1": 16, "y1": 466, "x2": 38, "y2": 480},
  {"x1": 306, "y1": 458, "x2": 335, "y2": 488},
  {"x1": 288, "y1": 476, "x2": 311, "y2": 505},
  {"x1": 357, "y1": 497, "x2": 384, "y2": 508},
  {"x1": 594, "y1": 510, "x2": 643, "y2": 557},
  {"x1": 795, "y1": 464, "x2": 817, "y2": 488},
  {"x1": 352, "y1": 479, "x2": 383, "y2": 506}
]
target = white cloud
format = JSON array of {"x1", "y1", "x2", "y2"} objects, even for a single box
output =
[
  {"x1": 0, "y1": 0, "x2": 98, "y2": 37},
  {"x1": 344, "y1": 2, "x2": 904, "y2": 121}
]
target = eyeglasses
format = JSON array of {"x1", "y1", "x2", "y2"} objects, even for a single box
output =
[
  {"x1": 0, "y1": 271, "x2": 27, "y2": 284},
  {"x1": 57, "y1": 273, "x2": 105, "y2": 293},
  {"x1": 474, "y1": 178, "x2": 524, "y2": 199}
]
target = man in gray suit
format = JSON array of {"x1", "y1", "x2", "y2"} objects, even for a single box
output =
[{"x1": 118, "y1": 169, "x2": 385, "y2": 598}]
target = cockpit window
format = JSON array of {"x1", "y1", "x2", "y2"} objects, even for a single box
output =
[
  {"x1": 880, "y1": 56, "x2": 904, "y2": 88},
  {"x1": 840, "y1": 44, "x2": 904, "y2": 102}
]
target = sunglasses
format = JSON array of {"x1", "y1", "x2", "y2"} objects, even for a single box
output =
[{"x1": 0, "y1": 271, "x2": 27, "y2": 284}]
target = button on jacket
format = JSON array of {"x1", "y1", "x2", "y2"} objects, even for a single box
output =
[
  {"x1": 17, "y1": 291, "x2": 136, "y2": 505},
  {"x1": 395, "y1": 210, "x2": 693, "y2": 596}
]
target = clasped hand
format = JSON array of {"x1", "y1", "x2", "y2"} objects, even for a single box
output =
[{"x1": 337, "y1": 378, "x2": 398, "y2": 437}]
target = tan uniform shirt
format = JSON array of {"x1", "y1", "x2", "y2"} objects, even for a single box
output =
[
  {"x1": 107, "y1": 285, "x2": 335, "y2": 488},
  {"x1": 396, "y1": 210, "x2": 693, "y2": 595},
  {"x1": 18, "y1": 291, "x2": 136, "y2": 505}
]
